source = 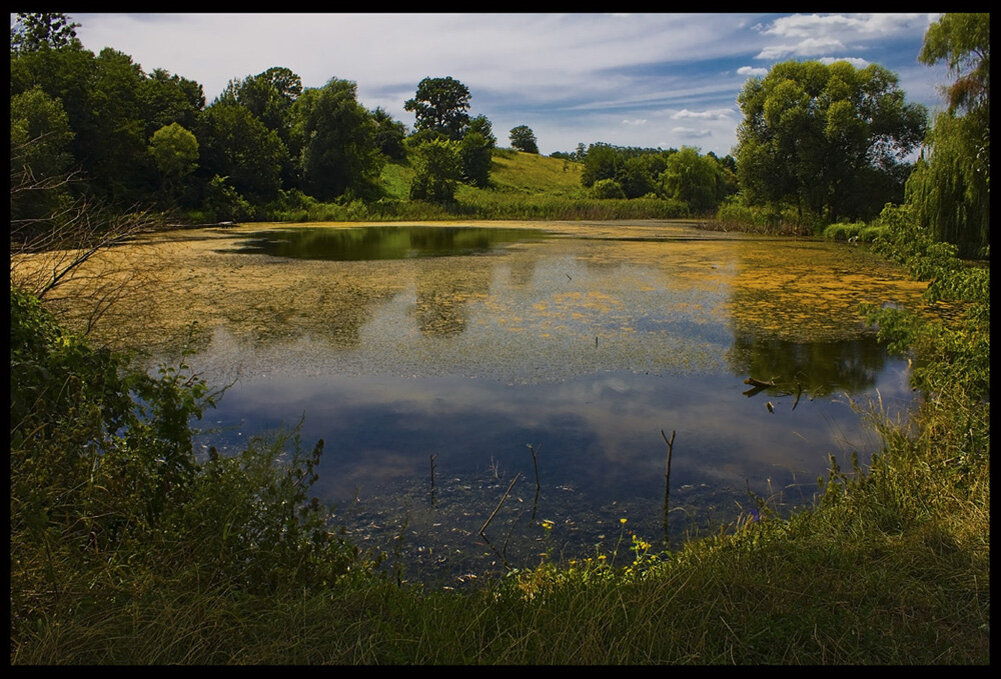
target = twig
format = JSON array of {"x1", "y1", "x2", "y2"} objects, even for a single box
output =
[
  {"x1": 429, "y1": 454, "x2": 438, "y2": 507},
  {"x1": 661, "y1": 429, "x2": 676, "y2": 546},
  {"x1": 527, "y1": 444, "x2": 541, "y2": 520},
  {"x1": 479, "y1": 472, "x2": 522, "y2": 539}
]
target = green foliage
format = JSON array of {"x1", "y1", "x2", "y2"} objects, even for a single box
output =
[
  {"x1": 864, "y1": 202, "x2": 989, "y2": 398},
  {"x1": 459, "y1": 131, "x2": 492, "y2": 187},
  {"x1": 10, "y1": 87, "x2": 77, "y2": 221},
  {"x1": 659, "y1": 146, "x2": 732, "y2": 214},
  {"x1": 291, "y1": 78, "x2": 385, "y2": 202},
  {"x1": 149, "y1": 123, "x2": 198, "y2": 182},
  {"x1": 509, "y1": 125, "x2": 539, "y2": 154},
  {"x1": 467, "y1": 114, "x2": 496, "y2": 148},
  {"x1": 201, "y1": 174, "x2": 255, "y2": 222},
  {"x1": 590, "y1": 177, "x2": 627, "y2": 199},
  {"x1": 10, "y1": 12, "x2": 81, "y2": 54},
  {"x1": 404, "y1": 76, "x2": 472, "y2": 141},
  {"x1": 735, "y1": 60, "x2": 927, "y2": 223},
  {"x1": 198, "y1": 103, "x2": 287, "y2": 201},
  {"x1": 905, "y1": 13, "x2": 990, "y2": 259},
  {"x1": 409, "y1": 138, "x2": 462, "y2": 203},
  {"x1": 10, "y1": 286, "x2": 369, "y2": 648},
  {"x1": 371, "y1": 106, "x2": 408, "y2": 161},
  {"x1": 918, "y1": 13, "x2": 990, "y2": 117}
]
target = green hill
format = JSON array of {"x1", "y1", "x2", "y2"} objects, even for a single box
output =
[{"x1": 379, "y1": 148, "x2": 585, "y2": 201}]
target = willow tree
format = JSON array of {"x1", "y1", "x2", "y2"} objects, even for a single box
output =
[
  {"x1": 735, "y1": 60, "x2": 927, "y2": 223},
  {"x1": 905, "y1": 13, "x2": 989, "y2": 258}
]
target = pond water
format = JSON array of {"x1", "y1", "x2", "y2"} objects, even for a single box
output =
[{"x1": 88, "y1": 220, "x2": 928, "y2": 586}]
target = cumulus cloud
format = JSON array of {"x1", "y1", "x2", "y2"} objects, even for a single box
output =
[
  {"x1": 737, "y1": 66, "x2": 769, "y2": 76},
  {"x1": 760, "y1": 13, "x2": 936, "y2": 39},
  {"x1": 818, "y1": 57, "x2": 870, "y2": 68},
  {"x1": 756, "y1": 37, "x2": 847, "y2": 60}
]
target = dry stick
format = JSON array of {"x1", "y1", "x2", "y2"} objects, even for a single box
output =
[
  {"x1": 429, "y1": 454, "x2": 437, "y2": 507},
  {"x1": 792, "y1": 379, "x2": 803, "y2": 411},
  {"x1": 527, "y1": 444, "x2": 541, "y2": 520},
  {"x1": 661, "y1": 429, "x2": 676, "y2": 547},
  {"x1": 479, "y1": 472, "x2": 522, "y2": 539}
]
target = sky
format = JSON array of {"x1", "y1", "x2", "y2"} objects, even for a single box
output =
[{"x1": 62, "y1": 12, "x2": 953, "y2": 157}]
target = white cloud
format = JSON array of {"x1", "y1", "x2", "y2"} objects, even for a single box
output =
[
  {"x1": 672, "y1": 108, "x2": 734, "y2": 120},
  {"x1": 737, "y1": 66, "x2": 769, "y2": 76},
  {"x1": 757, "y1": 37, "x2": 847, "y2": 60},
  {"x1": 672, "y1": 127, "x2": 712, "y2": 138},
  {"x1": 818, "y1": 57, "x2": 870, "y2": 68}
]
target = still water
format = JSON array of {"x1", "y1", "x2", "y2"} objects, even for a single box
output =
[{"x1": 124, "y1": 221, "x2": 925, "y2": 584}]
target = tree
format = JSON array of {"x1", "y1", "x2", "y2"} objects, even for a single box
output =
[
  {"x1": 10, "y1": 12, "x2": 81, "y2": 54},
  {"x1": 509, "y1": 125, "x2": 539, "y2": 154},
  {"x1": 735, "y1": 60, "x2": 927, "y2": 223},
  {"x1": 149, "y1": 123, "x2": 199, "y2": 204},
  {"x1": 290, "y1": 78, "x2": 384, "y2": 201},
  {"x1": 906, "y1": 13, "x2": 989, "y2": 258},
  {"x1": 404, "y1": 76, "x2": 471, "y2": 140},
  {"x1": 467, "y1": 115, "x2": 496, "y2": 148},
  {"x1": 409, "y1": 138, "x2": 462, "y2": 203},
  {"x1": 459, "y1": 131, "x2": 492, "y2": 187},
  {"x1": 217, "y1": 67, "x2": 302, "y2": 144},
  {"x1": 198, "y1": 103, "x2": 287, "y2": 201},
  {"x1": 370, "y1": 107, "x2": 408, "y2": 161},
  {"x1": 660, "y1": 147, "x2": 727, "y2": 213},
  {"x1": 11, "y1": 87, "x2": 77, "y2": 221},
  {"x1": 141, "y1": 68, "x2": 205, "y2": 140}
]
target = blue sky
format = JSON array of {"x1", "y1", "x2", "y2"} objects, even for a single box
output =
[{"x1": 66, "y1": 12, "x2": 952, "y2": 157}]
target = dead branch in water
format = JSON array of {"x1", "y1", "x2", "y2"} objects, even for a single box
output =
[{"x1": 479, "y1": 472, "x2": 522, "y2": 539}]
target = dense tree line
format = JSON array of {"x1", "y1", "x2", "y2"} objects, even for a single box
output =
[
  {"x1": 552, "y1": 142, "x2": 737, "y2": 211},
  {"x1": 9, "y1": 15, "x2": 504, "y2": 223}
]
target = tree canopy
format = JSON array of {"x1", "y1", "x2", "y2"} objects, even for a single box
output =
[
  {"x1": 404, "y1": 76, "x2": 471, "y2": 140},
  {"x1": 509, "y1": 125, "x2": 539, "y2": 154},
  {"x1": 735, "y1": 60, "x2": 927, "y2": 222},
  {"x1": 906, "y1": 13, "x2": 990, "y2": 258},
  {"x1": 10, "y1": 12, "x2": 81, "y2": 54}
]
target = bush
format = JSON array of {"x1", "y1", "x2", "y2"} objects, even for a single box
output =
[
  {"x1": 591, "y1": 178, "x2": 626, "y2": 199},
  {"x1": 10, "y1": 287, "x2": 369, "y2": 645}
]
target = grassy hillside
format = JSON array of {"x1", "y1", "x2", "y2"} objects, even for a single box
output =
[
  {"x1": 379, "y1": 148, "x2": 585, "y2": 201},
  {"x1": 367, "y1": 148, "x2": 685, "y2": 222}
]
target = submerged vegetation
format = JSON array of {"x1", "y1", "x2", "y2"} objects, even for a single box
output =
[{"x1": 9, "y1": 12, "x2": 989, "y2": 665}]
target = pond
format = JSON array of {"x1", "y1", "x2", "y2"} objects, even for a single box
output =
[{"x1": 75, "y1": 220, "x2": 928, "y2": 586}]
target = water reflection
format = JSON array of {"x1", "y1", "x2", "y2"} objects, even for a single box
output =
[
  {"x1": 727, "y1": 333, "x2": 890, "y2": 398},
  {"x1": 106, "y1": 222, "x2": 928, "y2": 583},
  {"x1": 230, "y1": 225, "x2": 550, "y2": 261}
]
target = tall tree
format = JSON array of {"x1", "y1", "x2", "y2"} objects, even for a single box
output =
[
  {"x1": 197, "y1": 103, "x2": 287, "y2": 201},
  {"x1": 905, "y1": 13, "x2": 989, "y2": 257},
  {"x1": 290, "y1": 78, "x2": 384, "y2": 201},
  {"x1": 509, "y1": 125, "x2": 539, "y2": 154},
  {"x1": 735, "y1": 60, "x2": 927, "y2": 223},
  {"x1": 404, "y1": 76, "x2": 471, "y2": 140}
]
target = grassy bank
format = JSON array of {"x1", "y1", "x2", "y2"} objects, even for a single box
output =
[{"x1": 10, "y1": 205, "x2": 988, "y2": 664}]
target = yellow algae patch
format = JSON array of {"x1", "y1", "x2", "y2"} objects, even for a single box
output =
[{"x1": 25, "y1": 221, "x2": 930, "y2": 380}]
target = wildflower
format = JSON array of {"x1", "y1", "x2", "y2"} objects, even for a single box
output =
[{"x1": 619, "y1": 518, "x2": 627, "y2": 524}]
